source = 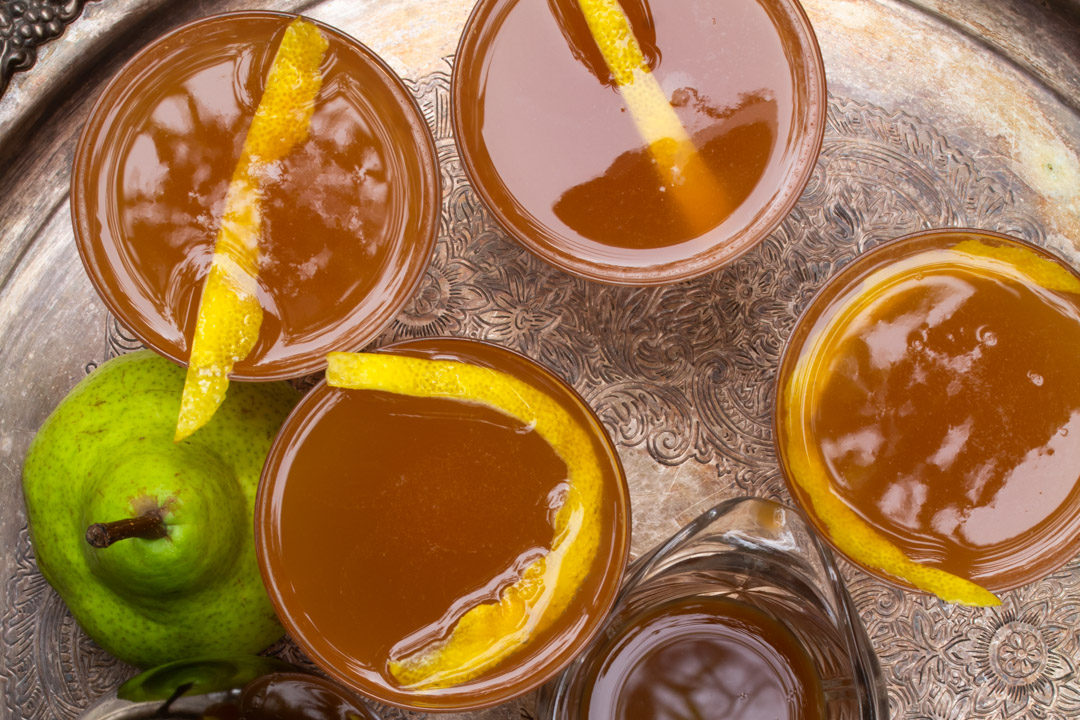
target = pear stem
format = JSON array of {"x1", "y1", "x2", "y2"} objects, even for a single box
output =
[{"x1": 86, "y1": 510, "x2": 167, "y2": 548}]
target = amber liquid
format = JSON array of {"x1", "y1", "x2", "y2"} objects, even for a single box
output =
[
  {"x1": 582, "y1": 597, "x2": 825, "y2": 720},
  {"x1": 457, "y1": 0, "x2": 818, "y2": 271},
  {"x1": 74, "y1": 14, "x2": 436, "y2": 377},
  {"x1": 782, "y1": 232, "x2": 1080, "y2": 589},
  {"x1": 258, "y1": 339, "x2": 628, "y2": 708}
]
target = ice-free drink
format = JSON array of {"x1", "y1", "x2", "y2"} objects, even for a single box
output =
[
  {"x1": 778, "y1": 229, "x2": 1080, "y2": 591},
  {"x1": 72, "y1": 12, "x2": 438, "y2": 378},
  {"x1": 256, "y1": 338, "x2": 630, "y2": 710},
  {"x1": 453, "y1": 0, "x2": 825, "y2": 283}
]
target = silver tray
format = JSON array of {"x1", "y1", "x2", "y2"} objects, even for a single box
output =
[{"x1": 2, "y1": 1, "x2": 1080, "y2": 718}]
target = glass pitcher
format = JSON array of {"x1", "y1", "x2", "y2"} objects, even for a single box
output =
[{"x1": 540, "y1": 496, "x2": 888, "y2": 719}]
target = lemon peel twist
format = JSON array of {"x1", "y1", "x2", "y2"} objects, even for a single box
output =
[
  {"x1": 782, "y1": 437, "x2": 1001, "y2": 607},
  {"x1": 325, "y1": 351, "x2": 605, "y2": 689},
  {"x1": 782, "y1": 244, "x2": 1014, "y2": 608},
  {"x1": 575, "y1": 0, "x2": 726, "y2": 230},
  {"x1": 951, "y1": 239, "x2": 1080, "y2": 294},
  {"x1": 175, "y1": 18, "x2": 328, "y2": 442}
]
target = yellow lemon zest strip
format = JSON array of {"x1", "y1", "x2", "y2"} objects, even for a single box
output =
[
  {"x1": 952, "y1": 239, "x2": 1080, "y2": 294},
  {"x1": 175, "y1": 18, "x2": 328, "y2": 442},
  {"x1": 326, "y1": 352, "x2": 604, "y2": 689},
  {"x1": 783, "y1": 249, "x2": 1003, "y2": 607},
  {"x1": 575, "y1": 0, "x2": 726, "y2": 228}
]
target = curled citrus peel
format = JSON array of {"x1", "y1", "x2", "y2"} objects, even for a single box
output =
[
  {"x1": 325, "y1": 352, "x2": 604, "y2": 690},
  {"x1": 575, "y1": 0, "x2": 726, "y2": 231},
  {"x1": 951, "y1": 239, "x2": 1080, "y2": 294},
  {"x1": 780, "y1": 242, "x2": 1032, "y2": 608},
  {"x1": 175, "y1": 18, "x2": 328, "y2": 442}
]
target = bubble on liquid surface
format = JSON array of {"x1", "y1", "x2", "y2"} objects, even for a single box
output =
[{"x1": 975, "y1": 325, "x2": 998, "y2": 347}]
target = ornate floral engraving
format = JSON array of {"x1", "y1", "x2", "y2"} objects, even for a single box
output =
[
  {"x1": 5, "y1": 66, "x2": 1079, "y2": 720},
  {"x1": 846, "y1": 555, "x2": 1080, "y2": 720},
  {"x1": 0, "y1": 0, "x2": 95, "y2": 95},
  {"x1": 2, "y1": 528, "x2": 127, "y2": 719}
]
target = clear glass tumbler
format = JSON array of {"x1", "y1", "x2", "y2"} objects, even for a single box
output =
[{"x1": 540, "y1": 496, "x2": 887, "y2": 719}]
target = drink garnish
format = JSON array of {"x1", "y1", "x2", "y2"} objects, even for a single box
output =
[
  {"x1": 784, "y1": 435, "x2": 1001, "y2": 607},
  {"x1": 175, "y1": 18, "x2": 328, "y2": 442},
  {"x1": 952, "y1": 239, "x2": 1080, "y2": 293},
  {"x1": 574, "y1": 0, "x2": 727, "y2": 230},
  {"x1": 326, "y1": 351, "x2": 604, "y2": 689}
]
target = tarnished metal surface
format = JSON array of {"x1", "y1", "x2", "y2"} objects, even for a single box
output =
[
  {"x1": 0, "y1": 0, "x2": 97, "y2": 96},
  {"x1": 2, "y1": 1, "x2": 1079, "y2": 719}
]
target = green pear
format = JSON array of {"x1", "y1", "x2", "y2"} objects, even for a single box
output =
[{"x1": 22, "y1": 349, "x2": 299, "y2": 668}]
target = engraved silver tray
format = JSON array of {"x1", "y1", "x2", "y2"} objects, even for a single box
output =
[{"x1": 2, "y1": 1, "x2": 1080, "y2": 718}]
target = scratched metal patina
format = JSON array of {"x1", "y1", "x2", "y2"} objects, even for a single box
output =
[
  {"x1": 1, "y1": 2, "x2": 1079, "y2": 719},
  {"x1": 0, "y1": 0, "x2": 97, "y2": 95}
]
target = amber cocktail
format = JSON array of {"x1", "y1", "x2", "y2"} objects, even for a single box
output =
[
  {"x1": 453, "y1": 0, "x2": 825, "y2": 284},
  {"x1": 777, "y1": 229, "x2": 1080, "y2": 593},
  {"x1": 71, "y1": 12, "x2": 439, "y2": 379},
  {"x1": 256, "y1": 338, "x2": 630, "y2": 710}
]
